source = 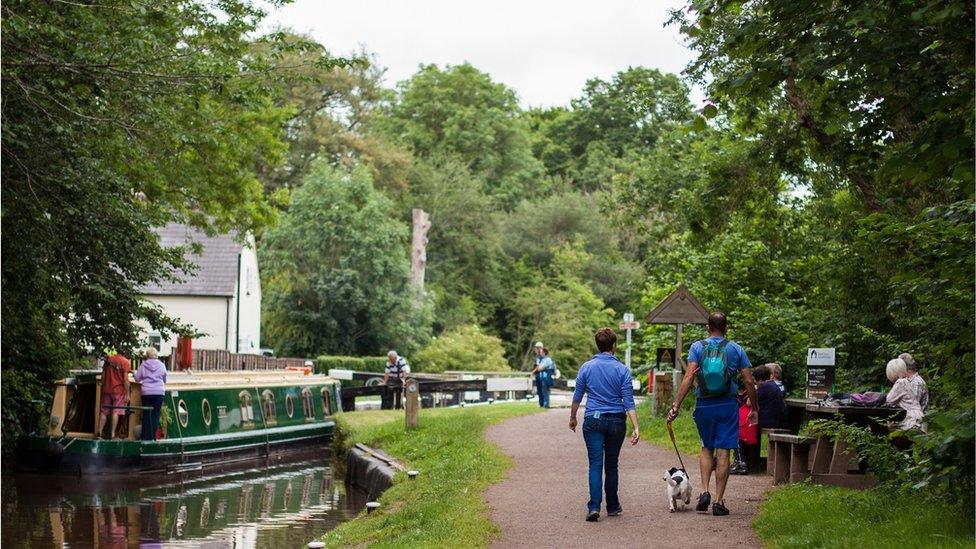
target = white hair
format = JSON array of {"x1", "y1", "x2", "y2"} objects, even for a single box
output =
[
  {"x1": 145, "y1": 347, "x2": 158, "y2": 359},
  {"x1": 388, "y1": 350, "x2": 397, "y2": 357},
  {"x1": 886, "y1": 358, "x2": 907, "y2": 383},
  {"x1": 898, "y1": 353, "x2": 916, "y2": 371}
]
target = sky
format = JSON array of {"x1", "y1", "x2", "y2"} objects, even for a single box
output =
[{"x1": 263, "y1": 0, "x2": 702, "y2": 109}]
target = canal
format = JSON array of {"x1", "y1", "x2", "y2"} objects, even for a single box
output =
[{"x1": 2, "y1": 460, "x2": 365, "y2": 547}]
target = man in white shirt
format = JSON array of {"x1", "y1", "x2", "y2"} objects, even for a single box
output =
[{"x1": 382, "y1": 350, "x2": 411, "y2": 410}]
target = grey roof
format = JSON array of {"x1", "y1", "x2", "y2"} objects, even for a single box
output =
[{"x1": 140, "y1": 223, "x2": 243, "y2": 297}]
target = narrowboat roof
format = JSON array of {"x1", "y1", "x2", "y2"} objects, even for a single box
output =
[{"x1": 62, "y1": 369, "x2": 338, "y2": 390}]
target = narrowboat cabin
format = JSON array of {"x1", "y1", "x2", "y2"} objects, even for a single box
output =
[{"x1": 18, "y1": 370, "x2": 342, "y2": 475}]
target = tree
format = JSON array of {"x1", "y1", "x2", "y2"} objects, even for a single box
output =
[
  {"x1": 413, "y1": 324, "x2": 510, "y2": 373},
  {"x1": 0, "y1": 0, "x2": 332, "y2": 450},
  {"x1": 254, "y1": 36, "x2": 413, "y2": 197},
  {"x1": 529, "y1": 67, "x2": 693, "y2": 190},
  {"x1": 668, "y1": 0, "x2": 974, "y2": 404},
  {"x1": 511, "y1": 275, "x2": 615, "y2": 375},
  {"x1": 261, "y1": 162, "x2": 431, "y2": 357},
  {"x1": 498, "y1": 191, "x2": 641, "y2": 312},
  {"x1": 381, "y1": 64, "x2": 544, "y2": 206}
]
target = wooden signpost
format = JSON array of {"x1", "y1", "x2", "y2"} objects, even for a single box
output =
[
  {"x1": 645, "y1": 284, "x2": 710, "y2": 416},
  {"x1": 404, "y1": 378, "x2": 420, "y2": 430}
]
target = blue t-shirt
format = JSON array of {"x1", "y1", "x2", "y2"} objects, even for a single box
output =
[
  {"x1": 687, "y1": 336, "x2": 751, "y2": 405},
  {"x1": 572, "y1": 353, "x2": 636, "y2": 417}
]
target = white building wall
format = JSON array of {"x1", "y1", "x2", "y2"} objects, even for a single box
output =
[
  {"x1": 235, "y1": 239, "x2": 262, "y2": 353},
  {"x1": 138, "y1": 295, "x2": 232, "y2": 354}
]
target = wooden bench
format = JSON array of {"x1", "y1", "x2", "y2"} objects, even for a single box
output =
[
  {"x1": 767, "y1": 433, "x2": 815, "y2": 484},
  {"x1": 763, "y1": 428, "x2": 790, "y2": 476}
]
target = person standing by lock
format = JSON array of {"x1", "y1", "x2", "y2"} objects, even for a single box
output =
[{"x1": 382, "y1": 350, "x2": 410, "y2": 410}]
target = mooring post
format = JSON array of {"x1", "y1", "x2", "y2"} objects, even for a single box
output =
[{"x1": 404, "y1": 378, "x2": 420, "y2": 430}]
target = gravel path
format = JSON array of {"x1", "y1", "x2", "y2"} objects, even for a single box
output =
[{"x1": 484, "y1": 408, "x2": 771, "y2": 548}]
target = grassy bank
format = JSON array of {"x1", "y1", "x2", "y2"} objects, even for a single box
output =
[
  {"x1": 323, "y1": 403, "x2": 542, "y2": 548},
  {"x1": 633, "y1": 399, "x2": 701, "y2": 455},
  {"x1": 755, "y1": 483, "x2": 974, "y2": 549}
]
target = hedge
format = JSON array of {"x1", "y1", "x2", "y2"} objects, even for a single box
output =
[{"x1": 316, "y1": 355, "x2": 387, "y2": 374}]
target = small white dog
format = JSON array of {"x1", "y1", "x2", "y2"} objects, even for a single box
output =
[{"x1": 663, "y1": 467, "x2": 692, "y2": 512}]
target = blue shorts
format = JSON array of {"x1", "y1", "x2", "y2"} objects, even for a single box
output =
[{"x1": 692, "y1": 399, "x2": 739, "y2": 450}]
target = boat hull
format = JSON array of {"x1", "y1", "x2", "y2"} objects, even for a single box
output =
[{"x1": 18, "y1": 421, "x2": 334, "y2": 475}]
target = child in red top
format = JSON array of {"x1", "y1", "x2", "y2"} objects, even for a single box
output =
[{"x1": 732, "y1": 389, "x2": 758, "y2": 474}]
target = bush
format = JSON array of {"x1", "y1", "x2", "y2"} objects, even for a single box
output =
[
  {"x1": 315, "y1": 356, "x2": 387, "y2": 374},
  {"x1": 414, "y1": 325, "x2": 510, "y2": 373}
]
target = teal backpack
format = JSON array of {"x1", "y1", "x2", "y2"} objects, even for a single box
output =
[{"x1": 695, "y1": 339, "x2": 732, "y2": 398}]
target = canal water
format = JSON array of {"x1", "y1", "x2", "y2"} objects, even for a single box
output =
[{"x1": 2, "y1": 460, "x2": 366, "y2": 547}]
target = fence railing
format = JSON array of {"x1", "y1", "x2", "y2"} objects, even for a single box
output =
[{"x1": 166, "y1": 350, "x2": 309, "y2": 371}]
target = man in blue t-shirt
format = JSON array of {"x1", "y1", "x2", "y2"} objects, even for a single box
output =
[{"x1": 667, "y1": 312, "x2": 757, "y2": 517}]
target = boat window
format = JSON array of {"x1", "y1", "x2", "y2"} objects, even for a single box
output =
[
  {"x1": 177, "y1": 399, "x2": 189, "y2": 428},
  {"x1": 202, "y1": 399, "x2": 212, "y2": 427},
  {"x1": 285, "y1": 394, "x2": 295, "y2": 418},
  {"x1": 239, "y1": 390, "x2": 254, "y2": 424},
  {"x1": 320, "y1": 387, "x2": 332, "y2": 416},
  {"x1": 262, "y1": 390, "x2": 277, "y2": 424},
  {"x1": 301, "y1": 388, "x2": 314, "y2": 420}
]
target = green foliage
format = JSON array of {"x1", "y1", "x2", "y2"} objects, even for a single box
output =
[
  {"x1": 414, "y1": 325, "x2": 510, "y2": 373},
  {"x1": 0, "y1": 0, "x2": 353, "y2": 453},
  {"x1": 805, "y1": 419, "x2": 911, "y2": 484},
  {"x1": 261, "y1": 162, "x2": 432, "y2": 356},
  {"x1": 529, "y1": 67, "x2": 693, "y2": 191},
  {"x1": 315, "y1": 356, "x2": 387, "y2": 374},
  {"x1": 755, "y1": 483, "x2": 974, "y2": 549},
  {"x1": 382, "y1": 64, "x2": 544, "y2": 206},
  {"x1": 906, "y1": 407, "x2": 975, "y2": 508},
  {"x1": 323, "y1": 403, "x2": 542, "y2": 548},
  {"x1": 511, "y1": 275, "x2": 614, "y2": 374}
]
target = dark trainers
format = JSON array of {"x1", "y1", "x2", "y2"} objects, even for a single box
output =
[
  {"x1": 586, "y1": 511, "x2": 600, "y2": 522},
  {"x1": 712, "y1": 501, "x2": 730, "y2": 516},
  {"x1": 607, "y1": 508, "x2": 622, "y2": 516},
  {"x1": 696, "y1": 491, "x2": 711, "y2": 512}
]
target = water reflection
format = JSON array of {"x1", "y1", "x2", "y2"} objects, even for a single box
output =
[{"x1": 2, "y1": 460, "x2": 366, "y2": 548}]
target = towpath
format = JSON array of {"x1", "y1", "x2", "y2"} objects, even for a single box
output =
[{"x1": 484, "y1": 408, "x2": 771, "y2": 548}]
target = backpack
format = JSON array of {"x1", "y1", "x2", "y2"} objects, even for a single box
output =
[{"x1": 695, "y1": 339, "x2": 732, "y2": 398}]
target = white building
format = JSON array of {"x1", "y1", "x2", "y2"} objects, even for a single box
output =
[{"x1": 140, "y1": 223, "x2": 262, "y2": 355}]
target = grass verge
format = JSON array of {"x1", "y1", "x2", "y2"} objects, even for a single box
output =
[
  {"x1": 323, "y1": 402, "x2": 542, "y2": 548},
  {"x1": 633, "y1": 399, "x2": 701, "y2": 455},
  {"x1": 754, "y1": 483, "x2": 975, "y2": 549}
]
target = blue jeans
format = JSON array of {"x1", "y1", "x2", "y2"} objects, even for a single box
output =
[
  {"x1": 141, "y1": 394, "x2": 164, "y2": 441},
  {"x1": 582, "y1": 415, "x2": 626, "y2": 513},
  {"x1": 537, "y1": 379, "x2": 550, "y2": 408}
]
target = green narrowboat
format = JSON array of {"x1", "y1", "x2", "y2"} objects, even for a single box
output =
[{"x1": 17, "y1": 370, "x2": 342, "y2": 475}]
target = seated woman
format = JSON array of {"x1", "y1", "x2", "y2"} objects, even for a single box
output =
[
  {"x1": 884, "y1": 358, "x2": 926, "y2": 432},
  {"x1": 754, "y1": 364, "x2": 787, "y2": 430}
]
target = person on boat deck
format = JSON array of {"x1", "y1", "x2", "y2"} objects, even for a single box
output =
[
  {"x1": 97, "y1": 353, "x2": 130, "y2": 439},
  {"x1": 135, "y1": 347, "x2": 168, "y2": 441},
  {"x1": 382, "y1": 350, "x2": 410, "y2": 410}
]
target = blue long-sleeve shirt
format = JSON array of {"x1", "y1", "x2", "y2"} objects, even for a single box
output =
[{"x1": 572, "y1": 353, "x2": 636, "y2": 418}]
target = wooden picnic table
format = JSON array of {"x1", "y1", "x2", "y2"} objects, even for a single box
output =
[{"x1": 771, "y1": 397, "x2": 906, "y2": 489}]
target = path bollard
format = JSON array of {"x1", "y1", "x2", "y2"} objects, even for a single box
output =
[
  {"x1": 308, "y1": 542, "x2": 325, "y2": 548},
  {"x1": 404, "y1": 378, "x2": 420, "y2": 430},
  {"x1": 366, "y1": 501, "x2": 381, "y2": 514}
]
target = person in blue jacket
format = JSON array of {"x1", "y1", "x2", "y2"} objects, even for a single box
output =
[
  {"x1": 532, "y1": 342, "x2": 554, "y2": 408},
  {"x1": 569, "y1": 328, "x2": 640, "y2": 522}
]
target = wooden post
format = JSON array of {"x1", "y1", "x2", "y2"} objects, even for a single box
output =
[
  {"x1": 673, "y1": 324, "x2": 683, "y2": 402},
  {"x1": 404, "y1": 378, "x2": 420, "y2": 430},
  {"x1": 410, "y1": 209, "x2": 431, "y2": 295}
]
